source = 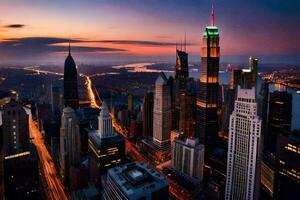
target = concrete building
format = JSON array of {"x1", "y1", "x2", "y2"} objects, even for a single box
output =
[
  {"x1": 225, "y1": 87, "x2": 262, "y2": 200},
  {"x1": 172, "y1": 134, "x2": 204, "y2": 181},
  {"x1": 103, "y1": 162, "x2": 169, "y2": 200}
]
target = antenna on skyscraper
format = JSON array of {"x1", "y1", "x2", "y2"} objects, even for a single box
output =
[
  {"x1": 184, "y1": 32, "x2": 187, "y2": 52},
  {"x1": 180, "y1": 39, "x2": 183, "y2": 51},
  {"x1": 211, "y1": 5, "x2": 215, "y2": 26}
]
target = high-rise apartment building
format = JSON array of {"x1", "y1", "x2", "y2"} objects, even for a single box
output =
[{"x1": 225, "y1": 87, "x2": 262, "y2": 200}]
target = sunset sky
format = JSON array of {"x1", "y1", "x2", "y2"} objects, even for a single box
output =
[{"x1": 0, "y1": 0, "x2": 299, "y2": 64}]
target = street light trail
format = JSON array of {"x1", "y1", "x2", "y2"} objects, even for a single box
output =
[{"x1": 29, "y1": 117, "x2": 68, "y2": 200}]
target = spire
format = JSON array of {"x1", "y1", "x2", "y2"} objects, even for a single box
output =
[
  {"x1": 180, "y1": 39, "x2": 183, "y2": 51},
  {"x1": 211, "y1": 5, "x2": 215, "y2": 26},
  {"x1": 184, "y1": 32, "x2": 187, "y2": 52}
]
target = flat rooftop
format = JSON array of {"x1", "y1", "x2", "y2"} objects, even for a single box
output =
[{"x1": 108, "y1": 162, "x2": 168, "y2": 199}]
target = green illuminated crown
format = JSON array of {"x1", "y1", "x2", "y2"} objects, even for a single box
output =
[{"x1": 203, "y1": 26, "x2": 219, "y2": 37}]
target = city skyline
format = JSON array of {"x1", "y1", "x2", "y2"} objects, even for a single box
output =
[
  {"x1": 1, "y1": 1, "x2": 300, "y2": 199},
  {"x1": 0, "y1": 0, "x2": 299, "y2": 64}
]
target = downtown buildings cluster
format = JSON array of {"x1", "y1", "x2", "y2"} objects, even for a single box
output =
[{"x1": 0, "y1": 7, "x2": 299, "y2": 200}]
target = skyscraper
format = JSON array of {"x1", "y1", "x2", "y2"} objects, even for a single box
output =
[
  {"x1": 172, "y1": 134, "x2": 204, "y2": 181},
  {"x1": 128, "y1": 94, "x2": 133, "y2": 112},
  {"x1": 103, "y1": 162, "x2": 169, "y2": 200},
  {"x1": 174, "y1": 49, "x2": 189, "y2": 130},
  {"x1": 261, "y1": 90, "x2": 292, "y2": 198},
  {"x1": 231, "y1": 58, "x2": 259, "y2": 91},
  {"x1": 142, "y1": 92, "x2": 154, "y2": 138},
  {"x1": 2, "y1": 100, "x2": 42, "y2": 199},
  {"x1": 265, "y1": 91, "x2": 292, "y2": 155},
  {"x1": 179, "y1": 93, "x2": 196, "y2": 138},
  {"x1": 276, "y1": 133, "x2": 300, "y2": 199},
  {"x1": 2, "y1": 99, "x2": 29, "y2": 156},
  {"x1": 249, "y1": 57, "x2": 258, "y2": 88},
  {"x1": 89, "y1": 102, "x2": 125, "y2": 185},
  {"x1": 51, "y1": 84, "x2": 61, "y2": 116},
  {"x1": 196, "y1": 7, "x2": 220, "y2": 144},
  {"x1": 225, "y1": 87, "x2": 262, "y2": 200},
  {"x1": 3, "y1": 147, "x2": 42, "y2": 200},
  {"x1": 59, "y1": 106, "x2": 81, "y2": 187},
  {"x1": 64, "y1": 44, "x2": 79, "y2": 110},
  {"x1": 153, "y1": 72, "x2": 172, "y2": 147},
  {"x1": 175, "y1": 49, "x2": 189, "y2": 93}
]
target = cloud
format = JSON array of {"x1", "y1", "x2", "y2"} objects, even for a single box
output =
[
  {"x1": 4, "y1": 24, "x2": 26, "y2": 28},
  {"x1": 0, "y1": 37, "x2": 126, "y2": 60},
  {"x1": 98, "y1": 40, "x2": 195, "y2": 47}
]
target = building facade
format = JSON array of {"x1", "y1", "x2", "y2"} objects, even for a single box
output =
[
  {"x1": 2, "y1": 100, "x2": 29, "y2": 156},
  {"x1": 172, "y1": 134, "x2": 204, "y2": 181},
  {"x1": 266, "y1": 91, "x2": 292, "y2": 155},
  {"x1": 179, "y1": 93, "x2": 196, "y2": 138},
  {"x1": 196, "y1": 9, "x2": 220, "y2": 144},
  {"x1": 225, "y1": 87, "x2": 262, "y2": 200},
  {"x1": 276, "y1": 134, "x2": 300, "y2": 199},
  {"x1": 153, "y1": 72, "x2": 172, "y2": 147},
  {"x1": 142, "y1": 92, "x2": 154, "y2": 138},
  {"x1": 59, "y1": 106, "x2": 81, "y2": 187},
  {"x1": 89, "y1": 102, "x2": 125, "y2": 185}
]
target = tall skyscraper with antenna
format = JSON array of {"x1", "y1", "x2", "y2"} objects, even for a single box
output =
[
  {"x1": 64, "y1": 43, "x2": 79, "y2": 110},
  {"x1": 196, "y1": 7, "x2": 220, "y2": 145}
]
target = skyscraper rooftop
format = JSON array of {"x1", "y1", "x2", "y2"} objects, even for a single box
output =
[{"x1": 104, "y1": 162, "x2": 169, "y2": 200}]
